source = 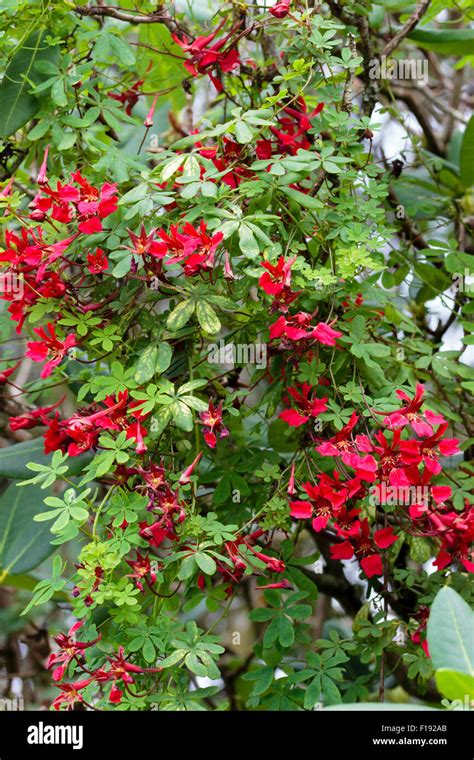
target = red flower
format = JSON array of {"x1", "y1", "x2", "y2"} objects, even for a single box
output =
[
  {"x1": 87, "y1": 247, "x2": 108, "y2": 274},
  {"x1": 46, "y1": 621, "x2": 100, "y2": 682},
  {"x1": 9, "y1": 396, "x2": 65, "y2": 431},
  {"x1": 316, "y1": 412, "x2": 359, "y2": 456},
  {"x1": 126, "y1": 224, "x2": 165, "y2": 258},
  {"x1": 179, "y1": 452, "x2": 203, "y2": 484},
  {"x1": 290, "y1": 474, "x2": 349, "y2": 531},
  {"x1": 259, "y1": 256, "x2": 295, "y2": 296},
  {"x1": 51, "y1": 678, "x2": 93, "y2": 710},
  {"x1": 126, "y1": 551, "x2": 157, "y2": 592},
  {"x1": 144, "y1": 95, "x2": 158, "y2": 127},
  {"x1": 109, "y1": 77, "x2": 144, "y2": 115},
  {"x1": 399, "y1": 423, "x2": 459, "y2": 475},
  {"x1": 173, "y1": 20, "x2": 241, "y2": 91},
  {"x1": 95, "y1": 646, "x2": 162, "y2": 704},
  {"x1": 330, "y1": 519, "x2": 398, "y2": 578},
  {"x1": 269, "y1": 312, "x2": 342, "y2": 345},
  {"x1": 37, "y1": 172, "x2": 118, "y2": 234},
  {"x1": 279, "y1": 383, "x2": 327, "y2": 427},
  {"x1": 0, "y1": 359, "x2": 21, "y2": 384},
  {"x1": 270, "y1": 0, "x2": 291, "y2": 18},
  {"x1": 378, "y1": 384, "x2": 445, "y2": 436},
  {"x1": 199, "y1": 400, "x2": 229, "y2": 448},
  {"x1": 139, "y1": 520, "x2": 168, "y2": 548},
  {"x1": 41, "y1": 391, "x2": 148, "y2": 457},
  {"x1": 26, "y1": 322, "x2": 77, "y2": 378},
  {"x1": 71, "y1": 171, "x2": 118, "y2": 233}
]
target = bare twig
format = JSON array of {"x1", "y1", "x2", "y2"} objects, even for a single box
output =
[
  {"x1": 74, "y1": 5, "x2": 187, "y2": 35},
  {"x1": 381, "y1": 0, "x2": 432, "y2": 58}
]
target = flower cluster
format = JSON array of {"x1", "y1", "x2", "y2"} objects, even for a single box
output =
[
  {"x1": 47, "y1": 623, "x2": 161, "y2": 708},
  {"x1": 289, "y1": 384, "x2": 471, "y2": 578}
]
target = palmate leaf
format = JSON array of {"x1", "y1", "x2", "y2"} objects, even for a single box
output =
[{"x1": 0, "y1": 28, "x2": 60, "y2": 138}]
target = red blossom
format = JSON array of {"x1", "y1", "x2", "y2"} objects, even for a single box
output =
[
  {"x1": 279, "y1": 383, "x2": 327, "y2": 427},
  {"x1": 377, "y1": 383, "x2": 445, "y2": 436},
  {"x1": 199, "y1": 400, "x2": 229, "y2": 448},
  {"x1": 270, "y1": 0, "x2": 291, "y2": 18},
  {"x1": 26, "y1": 322, "x2": 77, "y2": 379},
  {"x1": 46, "y1": 621, "x2": 100, "y2": 682},
  {"x1": 87, "y1": 247, "x2": 108, "y2": 274}
]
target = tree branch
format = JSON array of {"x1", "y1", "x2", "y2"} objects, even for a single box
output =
[
  {"x1": 381, "y1": 0, "x2": 432, "y2": 58},
  {"x1": 74, "y1": 5, "x2": 186, "y2": 35}
]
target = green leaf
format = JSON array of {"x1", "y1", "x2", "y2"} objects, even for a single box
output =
[
  {"x1": 142, "y1": 638, "x2": 156, "y2": 664},
  {"x1": 435, "y1": 669, "x2": 474, "y2": 702},
  {"x1": 0, "y1": 29, "x2": 59, "y2": 137},
  {"x1": 0, "y1": 485, "x2": 54, "y2": 576},
  {"x1": 51, "y1": 77, "x2": 67, "y2": 107},
  {"x1": 135, "y1": 345, "x2": 159, "y2": 384},
  {"x1": 109, "y1": 34, "x2": 136, "y2": 66},
  {"x1": 178, "y1": 555, "x2": 196, "y2": 580},
  {"x1": 196, "y1": 301, "x2": 221, "y2": 334},
  {"x1": 460, "y1": 115, "x2": 474, "y2": 189},
  {"x1": 407, "y1": 27, "x2": 474, "y2": 56},
  {"x1": 0, "y1": 439, "x2": 91, "y2": 480},
  {"x1": 281, "y1": 187, "x2": 323, "y2": 209},
  {"x1": 235, "y1": 120, "x2": 253, "y2": 144},
  {"x1": 155, "y1": 342, "x2": 173, "y2": 373},
  {"x1": 278, "y1": 615, "x2": 295, "y2": 647},
  {"x1": 170, "y1": 400, "x2": 193, "y2": 432},
  {"x1": 427, "y1": 587, "x2": 474, "y2": 676},
  {"x1": 166, "y1": 299, "x2": 195, "y2": 330},
  {"x1": 194, "y1": 553, "x2": 217, "y2": 575},
  {"x1": 323, "y1": 703, "x2": 438, "y2": 711},
  {"x1": 238, "y1": 224, "x2": 260, "y2": 257},
  {"x1": 248, "y1": 607, "x2": 275, "y2": 622},
  {"x1": 304, "y1": 676, "x2": 321, "y2": 709}
]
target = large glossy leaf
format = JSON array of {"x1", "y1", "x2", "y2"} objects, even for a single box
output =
[
  {"x1": 324, "y1": 703, "x2": 438, "y2": 711},
  {"x1": 407, "y1": 27, "x2": 474, "y2": 56},
  {"x1": 427, "y1": 587, "x2": 474, "y2": 676},
  {"x1": 0, "y1": 484, "x2": 53, "y2": 576},
  {"x1": 0, "y1": 438, "x2": 93, "y2": 479},
  {"x1": 460, "y1": 115, "x2": 474, "y2": 189},
  {"x1": 0, "y1": 29, "x2": 60, "y2": 138},
  {"x1": 435, "y1": 669, "x2": 474, "y2": 701}
]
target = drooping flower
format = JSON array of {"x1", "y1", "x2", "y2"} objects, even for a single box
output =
[
  {"x1": 290, "y1": 475, "x2": 349, "y2": 531},
  {"x1": 330, "y1": 518, "x2": 398, "y2": 578},
  {"x1": 46, "y1": 621, "x2": 100, "y2": 682},
  {"x1": 51, "y1": 678, "x2": 94, "y2": 710},
  {"x1": 26, "y1": 322, "x2": 77, "y2": 378},
  {"x1": 279, "y1": 383, "x2": 327, "y2": 427},
  {"x1": 269, "y1": 312, "x2": 342, "y2": 345},
  {"x1": 270, "y1": 0, "x2": 291, "y2": 18},
  {"x1": 377, "y1": 384, "x2": 445, "y2": 436},
  {"x1": 86, "y1": 247, "x2": 108, "y2": 274},
  {"x1": 9, "y1": 395, "x2": 65, "y2": 431},
  {"x1": 144, "y1": 95, "x2": 158, "y2": 127},
  {"x1": 173, "y1": 20, "x2": 241, "y2": 91},
  {"x1": 94, "y1": 646, "x2": 162, "y2": 704},
  {"x1": 109, "y1": 77, "x2": 144, "y2": 115},
  {"x1": 199, "y1": 400, "x2": 229, "y2": 448},
  {"x1": 126, "y1": 551, "x2": 157, "y2": 592}
]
